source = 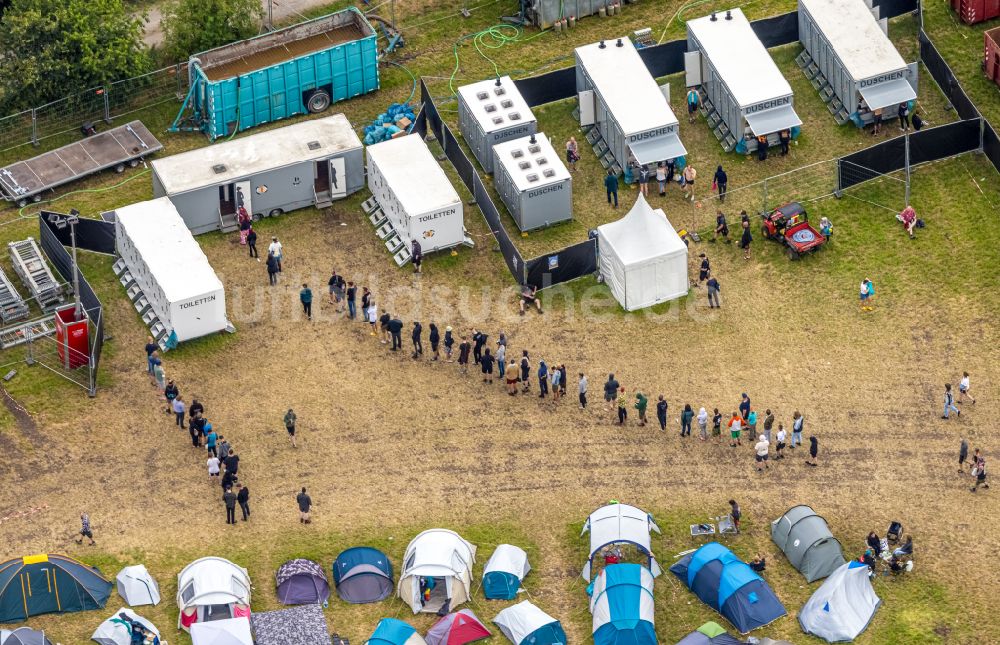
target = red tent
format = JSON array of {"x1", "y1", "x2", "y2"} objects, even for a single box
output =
[{"x1": 425, "y1": 609, "x2": 491, "y2": 645}]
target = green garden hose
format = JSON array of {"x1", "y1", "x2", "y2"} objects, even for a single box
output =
[
  {"x1": 449, "y1": 24, "x2": 550, "y2": 95},
  {"x1": 16, "y1": 169, "x2": 152, "y2": 218}
]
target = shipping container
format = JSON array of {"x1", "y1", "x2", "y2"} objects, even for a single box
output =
[
  {"x1": 951, "y1": 0, "x2": 1000, "y2": 25},
  {"x1": 174, "y1": 8, "x2": 379, "y2": 141},
  {"x1": 492, "y1": 133, "x2": 572, "y2": 231},
  {"x1": 153, "y1": 115, "x2": 364, "y2": 235},
  {"x1": 686, "y1": 9, "x2": 802, "y2": 153},
  {"x1": 986, "y1": 27, "x2": 1000, "y2": 87},
  {"x1": 575, "y1": 38, "x2": 687, "y2": 174},
  {"x1": 525, "y1": 0, "x2": 631, "y2": 29},
  {"x1": 798, "y1": 0, "x2": 917, "y2": 126},
  {"x1": 457, "y1": 76, "x2": 537, "y2": 174}
]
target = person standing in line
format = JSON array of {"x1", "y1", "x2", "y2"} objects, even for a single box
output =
[
  {"x1": 537, "y1": 359, "x2": 549, "y2": 398},
  {"x1": 740, "y1": 218, "x2": 753, "y2": 260},
  {"x1": 559, "y1": 365, "x2": 568, "y2": 397},
  {"x1": 605, "y1": 170, "x2": 619, "y2": 208},
  {"x1": 266, "y1": 252, "x2": 279, "y2": 285},
  {"x1": 346, "y1": 282, "x2": 357, "y2": 319},
  {"x1": 144, "y1": 336, "x2": 158, "y2": 375},
  {"x1": 411, "y1": 239, "x2": 423, "y2": 274},
  {"x1": 223, "y1": 449, "x2": 239, "y2": 477},
  {"x1": 706, "y1": 276, "x2": 721, "y2": 308},
  {"x1": 682, "y1": 164, "x2": 696, "y2": 202},
  {"x1": 762, "y1": 409, "x2": 775, "y2": 443},
  {"x1": 326, "y1": 269, "x2": 339, "y2": 306},
  {"x1": 779, "y1": 129, "x2": 791, "y2": 156},
  {"x1": 579, "y1": 373, "x2": 588, "y2": 409},
  {"x1": 604, "y1": 374, "x2": 620, "y2": 410},
  {"x1": 791, "y1": 411, "x2": 803, "y2": 448},
  {"x1": 755, "y1": 435, "x2": 770, "y2": 471},
  {"x1": 680, "y1": 404, "x2": 694, "y2": 437},
  {"x1": 207, "y1": 452, "x2": 221, "y2": 483},
  {"x1": 729, "y1": 499, "x2": 741, "y2": 533},
  {"x1": 747, "y1": 408, "x2": 758, "y2": 441},
  {"x1": 378, "y1": 310, "x2": 391, "y2": 344},
  {"x1": 300, "y1": 284, "x2": 313, "y2": 320},
  {"x1": 74, "y1": 513, "x2": 96, "y2": 545},
  {"x1": 656, "y1": 396, "x2": 668, "y2": 431},
  {"x1": 520, "y1": 351, "x2": 531, "y2": 393},
  {"x1": 656, "y1": 162, "x2": 667, "y2": 196},
  {"x1": 495, "y1": 342, "x2": 506, "y2": 380},
  {"x1": 943, "y1": 384, "x2": 961, "y2": 419},
  {"x1": 237, "y1": 483, "x2": 250, "y2": 521},
  {"x1": 268, "y1": 237, "x2": 283, "y2": 271},
  {"x1": 958, "y1": 438, "x2": 969, "y2": 474},
  {"x1": 189, "y1": 415, "x2": 203, "y2": 448},
  {"x1": 898, "y1": 102, "x2": 910, "y2": 131},
  {"x1": 223, "y1": 488, "x2": 237, "y2": 525},
  {"x1": 739, "y1": 393, "x2": 751, "y2": 422},
  {"x1": 388, "y1": 315, "x2": 403, "y2": 351},
  {"x1": 206, "y1": 425, "x2": 218, "y2": 458},
  {"x1": 173, "y1": 395, "x2": 186, "y2": 429},
  {"x1": 296, "y1": 487, "x2": 312, "y2": 524},
  {"x1": 616, "y1": 387, "x2": 628, "y2": 425},
  {"x1": 365, "y1": 291, "x2": 378, "y2": 335},
  {"x1": 712, "y1": 408, "x2": 722, "y2": 443},
  {"x1": 411, "y1": 321, "x2": 423, "y2": 359},
  {"x1": 152, "y1": 359, "x2": 166, "y2": 393},
  {"x1": 686, "y1": 87, "x2": 700, "y2": 123},
  {"x1": 429, "y1": 323, "x2": 441, "y2": 361},
  {"x1": 457, "y1": 336, "x2": 471, "y2": 374},
  {"x1": 775, "y1": 424, "x2": 786, "y2": 459},
  {"x1": 472, "y1": 329, "x2": 487, "y2": 364},
  {"x1": 506, "y1": 360, "x2": 519, "y2": 395},
  {"x1": 189, "y1": 398, "x2": 204, "y2": 421},
  {"x1": 284, "y1": 409, "x2": 297, "y2": 448},
  {"x1": 444, "y1": 326, "x2": 455, "y2": 361},
  {"x1": 697, "y1": 254, "x2": 710, "y2": 287},
  {"x1": 712, "y1": 165, "x2": 727, "y2": 202},
  {"x1": 638, "y1": 164, "x2": 650, "y2": 197},
  {"x1": 697, "y1": 407, "x2": 709, "y2": 441},
  {"x1": 216, "y1": 435, "x2": 231, "y2": 466},
  {"x1": 806, "y1": 436, "x2": 819, "y2": 466},
  {"x1": 728, "y1": 412, "x2": 743, "y2": 447},
  {"x1": 481, "y1": 348, "x2": 495, "y2": 384},
  {"x1": 565, "y1": 136, "x2": 579, "y2": 171},
  {"x1": 634, "y1": 392, "x2": 648, "y2": 426},
  {"x1": 550, "y1": 364, "x2": 562, "y2": 401},
  {"x1": 162, "y1": 379, "x2": 178, "y2": 415},
  {"x1": 958, "y1": 372, "x2": 976, "y2": 404},
  {"x1": 333, "y1": 272, "x2": 347, "y2": 312}
]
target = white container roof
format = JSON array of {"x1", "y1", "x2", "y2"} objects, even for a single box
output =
[
  {"x1": 457, "y1": 76, "x2": 536, "y2": 133},
  {"x1": 687, "y1": 9, "x2": 793, "y2": 109},
  {"x1": 152, "y1": 114, "x2": 362, "y2": 194},
  {"x1": 492, "y1": 133, "x2": 570, "y2": 192},
  {"x1": 576, "y1": 38, "x2": 679, "y2": 135},
  {"x1": 367, "y1": 135, "x2": 461, "y2": 216},
  {"x1": 799, "y1": 0, "x2": 908, "y2": 81},
  {"x1": 115, "y1": 198, "x2": 224, "y2": 303}
]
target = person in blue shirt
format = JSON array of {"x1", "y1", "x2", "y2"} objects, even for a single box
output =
[
  {"x1": 686, "y1": 88, "x2": 700, "y2": 123},
  {"x1": 604, "y1": 170, "x2": 619, "y2": 208},
  {"x1": 299, "y1": 284, "x2": 312, "y2": 320},
  {"x1": 538, "y1": 360, "x2": 549, "y2": 398}
]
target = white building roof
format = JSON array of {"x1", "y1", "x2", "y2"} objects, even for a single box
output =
[
  {"x1": 575, "y1": 38, "x2": 678, "y2": 136},
  {"x1": 366, "y1": 135, "x2": 461, "y2": 216},
  {"x1": 492, "y1": 133, "x2": 570, "y2": 192},
  {"x1": 116, "y1": 198, "x2": 224, "y2": 303},
  {"x1": 152, "y1": 114, "x2": 362, "y2": 194},
  {"x1": 799, "y1": 0, "x2": 907, "y2": 81},
  {"x1": 457, "y1": 76, "x2": 536, "y2": 133},
  {"x1": 687, "y1": 9, "x2": 793, "y2": 108}
]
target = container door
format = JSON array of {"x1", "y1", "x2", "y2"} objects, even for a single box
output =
[
  {"x1": 684, "y1": 51, "x2": 702, "y2": 87},
  {"x1": 329, "y1": 157, "x2": 347, "y2": 200},
  {"x1": 235, "y1": 181, "x2": 252, "y2": 220},
  {"x1": 314, "y1": 161, "x2": 330, "y2": 197},
  {"x1": 578, "y1": 90, "x2": 595, "y2": 126},
  {"x1": 219, "y1": 184, "x2": 236, "y2": 216}
]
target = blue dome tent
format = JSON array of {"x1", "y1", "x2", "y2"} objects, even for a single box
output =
[
  {"x1": 366, "y1": 618, "x2": 427, "y2": 645},
  {"x1": 482, "y1": 545, "x2": 530, "y2": 600},
  {"x1": 669, "y1": 543, "x2": 785, "y2": 634},
  {"x1": 333, "y1": 547, "x2": 393, "y2": 604},
  {"x1": 590, "y1": 564, "x2": 657, "y2": 645},
  {"x1": 0, "y1": 554, "x2": 111, "y2": 623}
]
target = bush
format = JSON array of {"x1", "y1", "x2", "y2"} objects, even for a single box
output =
[{"x1": 161, "y1": 0, "x2": 264, "y2": 63}]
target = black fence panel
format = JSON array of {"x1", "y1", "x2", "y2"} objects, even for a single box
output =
[
  {"x1": 750, "y1": 11, "x2": 800, "y2": 47},
  {"x1": 515, "y1": 67, "x2": 577, "y2": 107},
  {"x1": 984, "y1": 121, "x2": 1000, "y2": 174},
  {"x1": 838, "y1": 137, "x2": 906, "y2": 188},
  {"x1": 39, "y1": 213, "x2": 116, "y2": 254},
  {"x1": 638, "y1": 40, "x2": 688, "y2": 79},
  {"x1": 472, "y1": 177, "x2": 525, "y2": 281},
  {"x1": 919, "y1": 31, "x2": 979, "y2": 120},
  {"x1": 524, "y1": 238, "x2": 597, "y2": 290},
  {"x1": 908, "y1": 119, "x2": 981, "y2": 165},
  {"x1": 877, "y1": 0, "x2": 919, "y2": 19}
]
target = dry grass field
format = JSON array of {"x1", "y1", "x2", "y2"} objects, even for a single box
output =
[{"x1": 0, "y1": 0, "x2": 998, "y2": 644}]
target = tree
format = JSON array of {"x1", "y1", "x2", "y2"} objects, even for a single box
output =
[
  {"x1": 0, "y1": 0, "x2": 150, "y2": 111},
  {"x1": 162, "y1": 0, "x2": 263, "y2": 64}
]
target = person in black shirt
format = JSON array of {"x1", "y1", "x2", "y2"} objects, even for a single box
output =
[
  {"x1": 481, "y1": 348, "x2": 495, "y2": 384},
  {"x1": 379, "y1": 310, "x2": 391, "y2": 344},
  {"x1": 457, "y1": 337, "x2": 471, "y2": 374},
  {"x1": 223, "y1": 488, "x2": 237, "y2": 525},
  {"x1": 739, "y1": 393, "x2": 751, "y2": 421},
  {"x1": 164, "y1": 380, "x2": 179, "y2": 415},
  {"x1": 750, "y1": 555, "x2": 766, "y2": 572},
  {"x1": 411, "y1": 239, "x2": 423, "y2": 274},
  {"x1": 189, "y1": 398, "x2": 204, "y2": 419},
  {"x1": 519, "y1": 351, "x2": 531, "y2": 392},
  {"x1": 387, "y1": 316, "x2": 403, "y2": 351},
  {"x1": 707, "y1": 276, "x2": 721, "y2": 308},
  {"x1": 237, "y1": 483, "x2": 250, "y2": 521},
  {"x1": 698, "y1": 253, "x2": 710, "y2": 287},
  {"x1": 346, "y1": 282, "x2": 357, "y2": 319},
  {"x1": 472, "y1": 330, "x2": 487, "y2": 363},
  {"x1": 428, "y1": 323, "x2": 440, "y2": 361},
  {"x1": 247, "y1": 227, "x2": 258, "y2": 259},
  {"x1": 296, "y1": 487, "x2": 312, "y2": 524},
  {"x1": 713, "y1": 211, "x2": 729, "y2": 242},
  {"x1": 656, "y1": 395, "x2": 668, "y2": 431},
  {"x1": 266, "y1": 252, "x2": 279, "y2": 285},
  {"x1": 603, "y1": 374, "x2": 619, "y2": 409},
  {"x1": 729, "y1": 499, "x2": 741, "y2": 533},
  {"x1": 779, "y1": 129, "x2": 791, "y2": 156},
  {"x1": 713, "y1": 165, "x2": 727, "y2": 202},
  {"x1": 757, "y1": 134, "x2": 769, "y2": 161},
  {"x1": 443, "y1": 326, "x2": 454, "y2": 361},
  {"x1": 411, "y1": 322, "x2": 423, "y2": 358},
  {"x1": 912, "y1": 111, "x2": 924, "y2": 131},
  {"x1": 224, "y1": 449, "x2": 239, "y2": 476}
]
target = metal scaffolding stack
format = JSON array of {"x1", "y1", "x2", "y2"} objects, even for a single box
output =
[
  {"x1": 8, "y1": 237, "x2": 64, "y2": 312},
  {"x1": 0, "y1": 266, "x2": 29, "y2": 323}
]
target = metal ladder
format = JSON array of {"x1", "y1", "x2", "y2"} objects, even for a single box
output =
[
  {"x1": 0, "y1": 315, "x2": 56, "y2": 349},
  {"x1": 0, "y1": 266, "x2": 29, "y2": 324},
  {"x1": 8, "y1": 237, "x2": 63, "y2": 312}
]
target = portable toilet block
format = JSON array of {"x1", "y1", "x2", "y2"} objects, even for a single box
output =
[
  {"x1": 686, "y1": 9, "x2": 802, "y2": 153},
  {"x1": 491, "y1": 133, "x2": 572, "y2": 231},
  {"x1": 457, "y1": 76, "x2": 537, "y2": 174},
  {"x1": 575, "y1": 38, "x2": 687, "y2": 175}
]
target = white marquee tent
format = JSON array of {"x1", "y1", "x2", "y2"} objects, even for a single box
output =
[
  {"x1": 115, "y1": 565, "x2": 161, "y2": 606},
  {"x1": 580, "y1": 503, "x2": 662, "y2": 581},
  {"x1": 798, "y1": 561, "x2": 881, "y2": 642},
  {"x1": 190, "y1": 617, "x2": 254, "y2": 645},
  {"x1": 91, "y1": 608, "x2": 159, "y2": 645},
  {"x1": 397, "y1": 529, "x2": 477, "y2": 614},
  {"x1": 176, "y1": 557, "x2": 251, "y2": 631},
  {"x1": 597, "y1": 194, "x2": 689, "y2": 311}
]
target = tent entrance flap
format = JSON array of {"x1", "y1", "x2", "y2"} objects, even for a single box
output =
[
  {"x1": 745, "y1": 105, "x2": 802, "y2": 136},
  {"x1": 858, "y1": 77, "x2": 916, "y2": 110},
  {"x1": 629, "y1": 134, "x2": 687, "y2": 165}
]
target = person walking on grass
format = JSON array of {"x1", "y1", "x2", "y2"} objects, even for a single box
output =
[
  {"x1": 429, "y1": 323, "x2": 441, "y2": 361},
  {"x1": 707, "y1": 276, "x2": 721, "y2": 308},
  {"x1": 680, "y1": 404, "x2": 694, "y2": 437},
  {"x1": 387, "y1": 315, "x2": 403, "y2": 351},
  {"x1": 411, "y1": 321, "x2": 423, "y2": 359},
  {"x1": 411, "y1": 239, "x2": 423, "y2": 274},
  {"x1": 713, "y1": 165, "x2": 728, "y2": 202},
  {"x1": 297, "y1": 487, "x2": 312, "y2": 524},
  {"x1": 74, "y1": 513, "x2": 96, "y2": 545},
  {"x1": 300, "y1": 284, "x2": 313, "y2": 320},
  {"x1": 496, "y1": 342, "x2": 506, "y2": 380},
  {"x1": 617, "y1": 387, "x2": 628, "y2": 425},
  {"x1": 740, "y1": 219, "x2": 753, "y2": 260},
  {"x1": 444, "y1": 326, "x2": 455, "y2": 361},
  {"x1": 550, "y1": 364, "x2": 562, "y2": 401},
  {"x1": 959, "y1": 438, "x2": 969, "y2": 474},
  {"x1": 791, "y1": 411, "x2": 803, "y2": 448},
  {"x1": 247, "y1": 227, "x2": 258, "y2": 260},
  {"x1": 223, "y1": 487, "x2": 237, "y2": 525},
  {"x1": 712, "y1": 408, "x2": 722, "y2": 443},
  {"x1": 284, "y1": 409, "x2": 297, "y2": 448},
  {"x1": 682, "y1": 164, "x2": 697, "y2": 202},
  {"x1": 481, "y1": 348, "x2": 495, "y2": 384},
  {"x1": 656, "y1": 396, "x2": 668, "y2": 431},
  {"x1": 755, "y1": 435, "x2": 770, "y2": 471},
  {"x1": 237, "y1": 483, "x2": 250, "y2": 521},
  {"x1": 686, "y1": 87, "x2": 700, "y2": 123},
  {"x1": 266, "y1": 252, "x2": 279, "y2": 285},
  {"x1": 943, "y1": 384, "x2": 961, "y2": 419},
  {"x1": 538, "y1": 360, "x2": 549, "y2": 399},
  {"x1": 604, "y1": 374, "x2": 620, "y2": 410},
  {"x1": 634, "y1": 392, "x2": 648, "y2": 426},
  {"x1": 458, "y1": 336, "x2": 471, "y2": 374},
  {"x1": 970, "y1": 454, "x2": 989, "y2": 492},
  {"x1": 775, "y1": 424, "x2": 787, "y2": 459},
  {"x1": 164, "y1": 379, "x2": 179, "y2": 416},
  {"x1": 958, "y1": 372, "x2": 976, "y2": 404},
  {"x1": 520, "y1": 351, "x2": 531, "y2": 393},
  {"x1": 729, "y1": 499, "x2": 741, "y2": 533},
  {"x1": 346, "y1": 282, "x2": 358, "y2": 319},
  {"x1": 566, "y1": 136, "x2": 579, "y2": 171},
  {"x1": 173, "y1": 395, "x2": 186, "y2": 429},
  {"x1": 728, "y1": 412, "x2": 742, "y2": 447},
  {"x1": 697, "y1": 407, "x2": 709, "y2": 441},
  {"x1": 806, "y1": 436, "x2": 819, "y2": 466},
  {"x1": 697, "y1": 254, "x2": 710, "y2": 287},
  {"x1": 268, "y1": 237, "x2": 283, "y2": 271},
  {"x1": 605, "y1": 170, "x2": 619, "y2": 208},
  {"x1": 579, "y1": 373, "x2": 588, "y2": 409}
]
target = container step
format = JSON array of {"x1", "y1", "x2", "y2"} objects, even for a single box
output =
[
  {"x1": 834, "y1": 109, "x2": 851, "y2": 126},
  {"x1": 112, "y1": 258, "x2": 127, "y2": 276},
  {"x1": 368, "y1": 209, "x2": 387, "y2": 227},
  {"x1": 585, "y1": 129, "x2": 601, "y2": 145},
  {"x1": 361, "y1": 197, "x2": 380, "y2": 214},
  {"x1": 393, "y1": 246, "x2": 412, "y2": 267},
  {"x1": 820, "y1": 86, "x2": 835, "y2": 103},
  {"x1": 795, "y1": 50, "x2": 813, "y2": 68},
  {"x1": 384, "y1": 235, "x2": 404, "y2": 253},
  {"x1": 375, "y1": 222, "x2": 395, "y2": 240},
  {"x1": 810, "y1": 76, "x2": 827, "y2": 91},
  {"x1": 723, "y1": 133, "x2": 738, "y2": 152}
]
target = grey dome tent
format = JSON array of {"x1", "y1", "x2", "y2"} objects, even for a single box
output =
[
  {"x1": 771, "y1": 505, "x2": 845, "y2": 582},
  {"x1": 1, "y1": 628, "x2": 52, "y2": 645},
  {"x1": 275, "y1": 559, "x2": 330, "y2": 605},
  {"x1": 333, "y1": 547, "x2": 393, "y2": 604}
]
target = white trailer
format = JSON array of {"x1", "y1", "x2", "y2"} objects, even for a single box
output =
[
  {"x1": 686, "y1": 9, "x2": 802, "y2": 152},
  {"x1": 113, "y1": 197, "x2": 230, "y2": 344},
  {"x1": 575, "y1": 38, "x2": 687, "y2": 175},
  {"x1": 457, "y1": 76, "x2": 537, "y2": 174},
  {"x1": 798, "y1": 0, "x2": 917, "y2": 125},
  {"x1": 492, "y1": 132, "x2": 572, "y2": 231},
  {"x1": 366, "y1": 135, "x2": 466, "y2": 260}
]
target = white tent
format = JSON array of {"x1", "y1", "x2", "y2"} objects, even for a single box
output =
[
  {"x1": 176, "y1": 557, "x2": 252, "y2": 631},
  {"x1": 397, "y1": 529, "x2": 477, "y2": 614},
  {"x1": 493, "y1": 601, "x2": 566, "y2": 645},
  {"x1": 580, "y1": 503, "x2": 662, "y2": 581},
  {"x1": 91, "y1": 608, "x2": 160, "y2": 645},
  {"x1": 597, "y1": 194, "x2": 689, "y2": 311},
  {"x1": 116, "y1": 565, "x2": 161, "y2": 606},
  {"x1": 798, "y1": 561, "x2": 881, "y2": 642},
  {"x1": 482, "y1": 545, "x2": 531, "y2": 600},
  {"x1": 190, "y1": 617, "x2": 254, "y2": 645}
]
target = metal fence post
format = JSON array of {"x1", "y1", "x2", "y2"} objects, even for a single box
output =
[
  {"x1": 25, "y1": 327, "x2": 34, "y2": 365},
  {"x1": 31, "y1": 109, "x2": 39, "y2": 147},
  {"x1": 103, "y1": 87, "x2": 112, "y2": 124},
  {"x1": 762, "y1": 178, "x2": 768, "y2": 213}
]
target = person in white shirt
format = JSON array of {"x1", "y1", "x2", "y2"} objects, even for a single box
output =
[
  {"x1": 268, "y1": 237, "x2": 283, "y2": 271},
  {"x1": 754, "y1": 435, "x2": 770, "y2": 471},
  {"x1": 958, "y1": 372, "x2": 976, "y2": 404},
  {"x1": 775, "y1": 425, "x2": 787, "y2": 460},
  {"x1": 207, "y1": 455, "x2": 221, "y2": 482}
]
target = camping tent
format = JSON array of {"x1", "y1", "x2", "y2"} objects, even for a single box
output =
[
  {"x1": 670, "y1": 542, "x2": 786, "y2": 634},
  {"x1": 597, "y1": 194, "x2": 689, "y2": 311},
  {"x1": 190, "y1": 617, "x2": 253, "y2": 645},
  {"x1": 426, "y1": 609, "x2": 491, "y2": 645},
  {"x1": 0, "y1": 554, "x2": 112, "y2": 622},
  {"x1": 252, "y1": 604, "x2": 332, "y2": 645},
  {"x1": 483, "y1": 545, "x2": 531, "y2": 600},
  {"x1": 590, "y1": 564, "x2": 657, "y2": 645},
  {"x1": 276, "y1": 559, "x2": 330, "y2": 605},
  {"x1": 333, "y1": 547, "x2": 394, "y2": 603},
  {"x1": 397, "y1": 530, "x2": 476, "y2": 614},
  {"x1": 116, "y1": 565, "x2": 161, "y2": 606},
  {"x1": 0, "y1": 628, "x2": 52, "y2": 645},
  {"x1": 771, "y1": 505, "x2": 846, "y2": 582},
  {"x1": 176, "y1": 557, "x2": 251, "y2": 631},
  {"x1": 493, "y1": 601, "x2": 566, "y2": 645},
  {"x1": 675, "y1": 622, "x2": 744, "y2": 645},
  {"x1": 91, "y1": 608, "x2": 160, "y2": 645},
  {"x1": 580, "y1": 503, "x2": 662, "y2": 581},
  {"x1": 798, "y1": 560, "x2": 881, "y2": 642},
  {"x1": 366, "y1": 619, "x2": 427, "y2": 645}
]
